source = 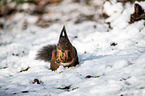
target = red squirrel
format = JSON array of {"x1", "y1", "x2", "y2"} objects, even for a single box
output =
[
  {"x1": 130, "y1": 4, "x2": 145, "y2": 23},
  {"x1": 36, "y1": 26, "x2": 79, "y2": 71}
]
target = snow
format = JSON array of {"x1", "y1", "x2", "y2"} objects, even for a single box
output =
[{"x1": 0, "y1": 0, "x2": 145, "y2": 96}]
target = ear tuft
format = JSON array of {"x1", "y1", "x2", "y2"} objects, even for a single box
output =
[{"x1": 60, "y1": 25, "x2": 67, "y2": 37}]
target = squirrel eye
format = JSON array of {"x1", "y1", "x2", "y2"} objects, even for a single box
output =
[{"x1": 65, "y1": 43, "x2": 68, "y2": 47}]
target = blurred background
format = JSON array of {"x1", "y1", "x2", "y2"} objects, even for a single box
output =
[
  {"x1": 0, "y1": 0, "x2": 108, "y2": 44},
  {"x1": 0, "y1": 0, "x2": 105, "y2": 30},
  {"x1": 0, "y1": 0, "x2": 143, "y2": 44}
]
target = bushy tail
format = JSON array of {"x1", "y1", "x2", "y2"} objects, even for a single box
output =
[{"x1": 36, "y1": 44, "x2": 56, "y2": 62}]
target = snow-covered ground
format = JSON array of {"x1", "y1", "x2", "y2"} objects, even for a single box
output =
[{"x1": 0, "y1": 0, "x2": 145, "y2": 96}]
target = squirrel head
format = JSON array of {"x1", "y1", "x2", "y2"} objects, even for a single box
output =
[
  {"x1": 57, "y1": 26, "x2": 72, "y2": 52},
  {"x1": 134, "y1": 4, "x2": 144, "y2": 15}
]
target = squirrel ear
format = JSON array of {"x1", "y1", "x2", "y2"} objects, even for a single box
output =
[
  {"x1": 60, "y1": 26, "x2": 68, "y2": 37},
  {"x1": 135, "y1": 4, "x2": 144, "y2": 15}
]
